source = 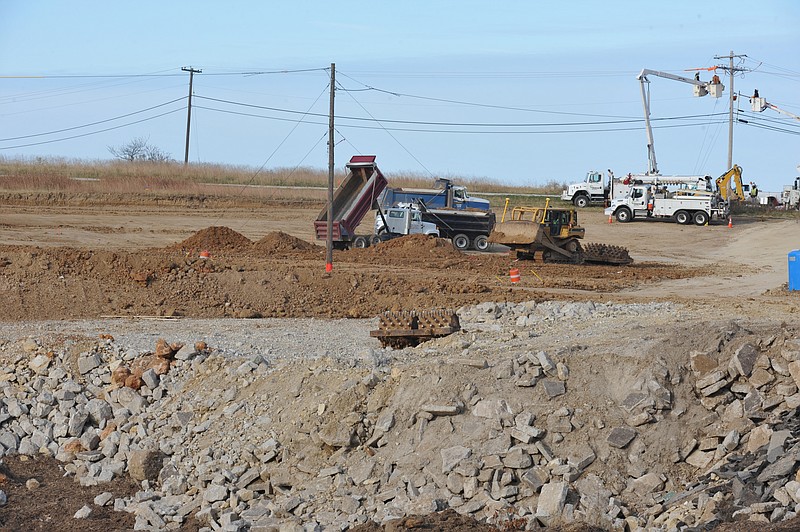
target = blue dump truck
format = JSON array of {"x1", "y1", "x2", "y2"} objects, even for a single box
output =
[
  {"x1": 379, "y1": 178, "x2": 491, "y2": 212},
  {"x1": 379, "y1": 178, "x2": 495, "y2": 251}
]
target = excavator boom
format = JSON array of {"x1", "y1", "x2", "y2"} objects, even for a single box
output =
[{"x1": 715, "y1": 165, "x2": 745, "y2": 202}]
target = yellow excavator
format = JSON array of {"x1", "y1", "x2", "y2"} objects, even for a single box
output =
[{"x1": 715, "y1": 165, "x2": 745, "y2": 202}]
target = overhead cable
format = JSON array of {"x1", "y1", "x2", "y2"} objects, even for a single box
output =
[
  {"x1": 0, "y1": 96, "x2": 187, "y2": 141},
  {"x1": 0, "y1": 107, "x2": 185, "y2": 149}
]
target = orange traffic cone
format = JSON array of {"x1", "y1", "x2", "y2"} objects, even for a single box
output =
[
  {"x1": 728, "y1": 217, "x2": 733, "y2": 228},
  {"x1": 608, "y1": 215, "x2": 613, "y2": 224}
]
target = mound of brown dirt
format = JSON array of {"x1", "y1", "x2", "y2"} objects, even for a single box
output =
[
  {"x1": 370, "y1": 234, "x2": 463, "y2": 258},
  {"x1": 252, "y1": 231, "x2": 321, "y2": 253},
  {"x1": 169, "y1": 226, "x2": 252, "y2": 253}
]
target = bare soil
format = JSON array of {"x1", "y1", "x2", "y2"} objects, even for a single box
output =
[{"x1": 1, "y1": 192, "x2": 799, "y2": 531}]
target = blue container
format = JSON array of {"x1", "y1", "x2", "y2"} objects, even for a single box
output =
[{"x1": 789, "y1": 250, "x2": 800, "y2": 291}]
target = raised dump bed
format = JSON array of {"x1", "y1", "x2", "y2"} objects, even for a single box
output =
[{"x1": 314, "y1": 155, "x2": 388, "y2": 247}]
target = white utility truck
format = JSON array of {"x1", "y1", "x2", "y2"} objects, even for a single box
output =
[
  {"x1": 561, "y1": 170, "x2": 610, "y2": 207},
  {"x1": 783, "y1": 175, "x2": 800, "y2": 210},
  {"x1": 562, "y1": 170, "x2": 713, "y2": 208},
  {"x1": 605, "y1": 185, "x2": 729, "y2": 225}
]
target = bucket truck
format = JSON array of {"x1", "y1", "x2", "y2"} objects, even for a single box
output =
[
  {"x1": 635, "y1": 68, "x2": 725, "y2": 180},
  {"x1": 750, "y1": 93, "x2": 800, "y2": 207},
  {"x1": 750, "y1": 92, "x2": 800, "y2": 123}
]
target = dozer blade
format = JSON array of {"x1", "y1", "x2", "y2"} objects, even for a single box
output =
[
  {"x1": 371, "y1": 309, "x2": 460, "y2": 349},
  {"x1": 488, "y1": 220, "x2": 541, "y2": 246},
  {"x1": 581, "y1": 242, "x2": 633, "y2": 265}
]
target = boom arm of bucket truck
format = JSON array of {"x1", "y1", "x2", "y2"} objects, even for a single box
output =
[
  {"x1": 750, "y1": 93, "x2": 800, "y2": 122},
  {"x1": 637, "y1": 69, "x2": 725, "y2": 175}
]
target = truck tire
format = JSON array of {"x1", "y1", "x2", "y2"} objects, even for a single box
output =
[
  {"x1": 352, "y1": 236, "x2": 369, "y2": 248},
  {"x1": 615, "y1": 207, "x2": 632, "y2": 223},
  {"x1": 369, "y1": 235, "x2": 382, "y2": 246},
  {"x1": 573, "y1": 195, "x2": 590, "y2": 208},
  {"x1": 452, "y1": 233, "x2": 470, "y2": 251},
  {"x1": 675, "y1": 210, "x2": 691, "y2": 225},
  {"x1": 473, "y1": 235, "x2": 490, "y2": 251},
  {"x1": 693, "y1": 211, "x2": 709, "y2": 226}
]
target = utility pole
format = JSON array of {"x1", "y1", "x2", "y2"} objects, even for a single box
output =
[
  {"x1": 714, "y1": 52, "x2": 747, "y2": 170},
  {"x1": 325, "y1": 63, "x2": 335, "y2": 273},
  {"x1": 181, "y1": 67, "x2": 202, "y2": 165}
]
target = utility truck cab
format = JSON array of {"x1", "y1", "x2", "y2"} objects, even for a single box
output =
[{"x1": 561, "y1": 170, "x2": 609, "y2": 207}]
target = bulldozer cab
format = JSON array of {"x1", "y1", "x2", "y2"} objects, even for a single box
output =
[
  {"x1": 543, "y1": 209, "x2": 572, "y2": 237},
  {"x1": 506, "y1": 206, "x2": 578, "y2": 239}
]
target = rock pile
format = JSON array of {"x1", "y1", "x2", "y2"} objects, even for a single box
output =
[{"x1": 0, "y1": 302, "x2": 798, "y2": 531}]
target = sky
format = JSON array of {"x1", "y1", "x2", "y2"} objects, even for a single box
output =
[{"x1": 1, "y1": 1, "x2": 799, "y2": 191}]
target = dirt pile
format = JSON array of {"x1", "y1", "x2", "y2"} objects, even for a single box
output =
[
  {"x1": 0, "y1": 240, "x2": 739, "y2": 322},
  {"x1": 252, "y1": 231, "x2": 321, "y2": 254},
  {"x1": 373, "y1": 234, "x2": 461, "y2": 255},
  {"x1": 169, "y1": 226, "x2": 252, "y2": 254}
]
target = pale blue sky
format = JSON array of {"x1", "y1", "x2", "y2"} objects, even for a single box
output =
[{"x1": 1, "y1": 1, "x2": 798, "y2": 189}]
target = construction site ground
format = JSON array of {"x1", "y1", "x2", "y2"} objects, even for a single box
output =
[{"x1": 1, "y1": 193, "x2": 799, "y2": 531}]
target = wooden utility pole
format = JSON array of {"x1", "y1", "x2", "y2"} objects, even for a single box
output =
[
  {"x1": 326, "y1": 63, "x2": 335, "y2": 273},
  {"x1": 182, "y1": 67, "x2": 201, "y2": 164},
  {"x1": 714, "y1": 52, "x2": 747, "y2": 170}
]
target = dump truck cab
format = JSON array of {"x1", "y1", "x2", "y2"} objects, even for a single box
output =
[{"x1": 374, "y1": 205, "x2": 440, "y2": 237}]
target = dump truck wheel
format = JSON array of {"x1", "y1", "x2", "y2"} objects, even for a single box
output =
[
  {"x1": 693, "y1": 211, "x2": 709, "y2": 226},
  {"x1": 675, "y1": 210, "x2": 691, "y2": 225},
  {"x1": 353, "y1": 236, "x2": 369, "y2": 248},
  {"x1": 452, "y1": 234, "x2": 470, "y2": 251},
  {"x1": 473, "y1": 235, "x2": 490, "y2": 251},
  {"x1": 574, "y1": 195, "x2": 590, "y2": 208},
  {"x1": 370, "y1": 235, "x2": 382, "y2": 246},
  {"x1": 615, "y1": 208, "x2": 632, "y2": 223}
]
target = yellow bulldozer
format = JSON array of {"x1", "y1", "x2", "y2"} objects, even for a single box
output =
[{"x1": 488, "y1": 199, "x2": 632, "y2": 265}]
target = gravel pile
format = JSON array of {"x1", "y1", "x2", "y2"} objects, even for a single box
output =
[{"x1": 1, "y1": 301, "x2": 799, "y2": 530}]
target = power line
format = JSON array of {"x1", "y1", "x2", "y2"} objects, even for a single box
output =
[
  {"x1": 0, "y1": 107, "x2": 185, "y2": 149},
  {"x1": 738, "y1": 119, "x2": 800, "y2": 136},
  {"x1": 195, "y1": 103, "x2": 729, "y2": 134},
  {"x1": 336, "y1": 71, "x2": 639, "y2": 119},
  {"x1": 335, "y1": 79, "x2": 434, "y2": 177},
  {"x1": 195, "y1": 93, "x2": 726, "y2": 128},
  {"x1": 0, "y1": 96, "x2": 187, "y2": 141},
  {"x1": 0, "y1": 67, "x2": 329, "y2": 80}
]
